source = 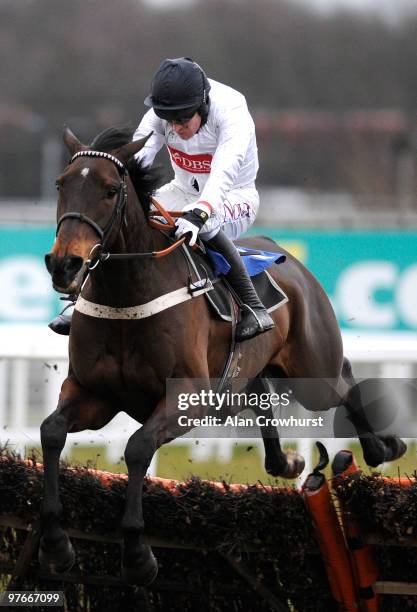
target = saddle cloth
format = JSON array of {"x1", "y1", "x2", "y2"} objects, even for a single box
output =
[{"x1": 184, "y1": 240, "x2": 288, "y2": 322}]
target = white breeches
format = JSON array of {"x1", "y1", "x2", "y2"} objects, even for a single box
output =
[{"x1": 153, "y1": 180, "x2": 259, "y2": 240}]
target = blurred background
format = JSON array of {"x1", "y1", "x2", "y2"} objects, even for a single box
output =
[{"x1": 1, "y1": 0, "x2": 417, "y2": 482}]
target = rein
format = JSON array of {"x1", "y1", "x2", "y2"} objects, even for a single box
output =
[
  {"x1": 101, "y1": 197, "x2": 187, "y2": 262},
  {"x1": 56, "y1": 151, "x2": 186, "y2": 268}
]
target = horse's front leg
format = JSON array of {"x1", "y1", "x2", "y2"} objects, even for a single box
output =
[
  {"x1": 121, "y1": 386, "x2": 208, "y2": 585},
  {"x1": 39, "y1": 376, "x2": 117, "y2": 573},
  {"x1": 120, "y1": 424, "x2": 158, "y2": 586}
]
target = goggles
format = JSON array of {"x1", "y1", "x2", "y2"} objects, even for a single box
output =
[{"x1": 154, "y1": 106, "x2": 199, "y2": 125}]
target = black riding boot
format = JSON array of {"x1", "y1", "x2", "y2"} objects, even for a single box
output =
[
  {"x1": 206, "y1": 230, "x2": 275, "y2": 342},
  {"x1": 48, "y1": 313, "x2": 72, "y2": 336}
]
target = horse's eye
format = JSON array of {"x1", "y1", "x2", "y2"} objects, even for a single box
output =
[
  {"x1": 55, "y1": 181, "x2": 60, "y2": 191},
  {"x1": 106, "y1": 188, "x2": 118, "y2": 198}
]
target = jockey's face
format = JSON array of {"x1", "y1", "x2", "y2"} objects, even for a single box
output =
[{"x1": 171, "y1": 113, "x2": 201, "y2": 140}]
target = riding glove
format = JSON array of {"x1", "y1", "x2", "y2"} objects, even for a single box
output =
[{"x1": 174, "y1": 207, "x2": 210, "y2": 246}]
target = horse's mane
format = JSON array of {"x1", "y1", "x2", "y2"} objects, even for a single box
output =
[{"x1": 89, "y1": 126, "x2": 164, "y2": 213}]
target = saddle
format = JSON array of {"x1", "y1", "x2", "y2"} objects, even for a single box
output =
[
  {"x1": 183, "y1": 241, "x2": 288, "y2": 322},
  {"x1": 147, "y1": 198, "x2": 288, "y2": 322}
]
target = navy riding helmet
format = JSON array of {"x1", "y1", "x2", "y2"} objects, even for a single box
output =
[{"x1": 144, "y1": 57, "x2": 211, "y2": 124}]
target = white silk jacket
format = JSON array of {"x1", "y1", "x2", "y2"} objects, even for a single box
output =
[{"x1": 133, "y1": 79, "x2": 259, "y2": 214}]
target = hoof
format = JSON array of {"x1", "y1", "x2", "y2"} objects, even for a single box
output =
[
  {"x1": 362, "y1": 435, "x2": 407, "y2": 467},
  {"x1": 281, "y1": 450, "x2": 305, "y2": 479},
  {"x1": 266, "y1": 451, "x2": 305, "y2": 479},
  {"x1": 265, "y1": 459, "x2": 286, "y2": 478},
  {"x1": 381, "y1": 435, "x2": 407, "y2": 462},
  {"x1": 38, "y1": 536, "x2": 75, "y2": 574},
  {"x1": 122, "y1": 545, "x2": 158, "y2": 586},
  {"x1": 361, "y1": 436, "x2": 386, "y2": 467}
]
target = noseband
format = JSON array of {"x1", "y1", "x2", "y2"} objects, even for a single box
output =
[{"x1": 56, "y1": 151, "x2": 128, "y2": 250}]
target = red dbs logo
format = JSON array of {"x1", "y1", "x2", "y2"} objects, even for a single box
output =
[{"x1": 168, "y1": 146, "x2": 212, "y2": 174}]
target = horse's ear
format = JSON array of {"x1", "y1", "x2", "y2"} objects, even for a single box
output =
[
  {"x1": 113, "y1": 132, "x2": 153, "y2": 165},
  {"x1": 63, "y1": 126, "x2": 87, "y2": 156}
]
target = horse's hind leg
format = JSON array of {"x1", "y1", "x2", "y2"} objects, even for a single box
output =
[
  {"x1": 39, "y1": 376, "x2": 117, "y2": 573},
  {"x1": 249, "y1": 375, "x2": 305, "y2": 479},
  {"x1": 340, "y1": 357, "x2": 407, "y2": 467}
]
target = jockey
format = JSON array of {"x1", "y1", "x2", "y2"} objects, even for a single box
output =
[{"x1": 134, "y1": 57, "x2": 275, "y2": 342}]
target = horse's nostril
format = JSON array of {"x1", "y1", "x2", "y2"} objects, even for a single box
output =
[
  {"x1": 64, "y1": 256, "x2": 84, "y2": 275},
  {"x1": 45, "y1": 254, "x2": 84, "y2": 288}
]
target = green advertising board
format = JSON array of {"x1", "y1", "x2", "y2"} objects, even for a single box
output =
[
  {"x1": 1, "y1": 225, "x2": 417, "y2": 332},
  {"x1": 254, "y1": 228, "x2": 417, "y2": 332},
  {"x1": 0, "y1": 225, "x2": 61, "y2": 323}
]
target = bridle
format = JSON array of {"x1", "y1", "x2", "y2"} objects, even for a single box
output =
[
  {"x1": 56, "y1": 151, "x2": 129, "y2": 258},
  {"x1": 55, "y1": 150, "x2": 185, "y2": 270}
]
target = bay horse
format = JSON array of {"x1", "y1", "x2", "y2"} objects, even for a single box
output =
[{"x1": 40, "y1": 125, "x2": 406, "y2": 585}]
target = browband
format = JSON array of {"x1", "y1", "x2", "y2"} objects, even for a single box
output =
[{"x1": 70, "y1": 150, "x2": 126, "y2": 172}]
